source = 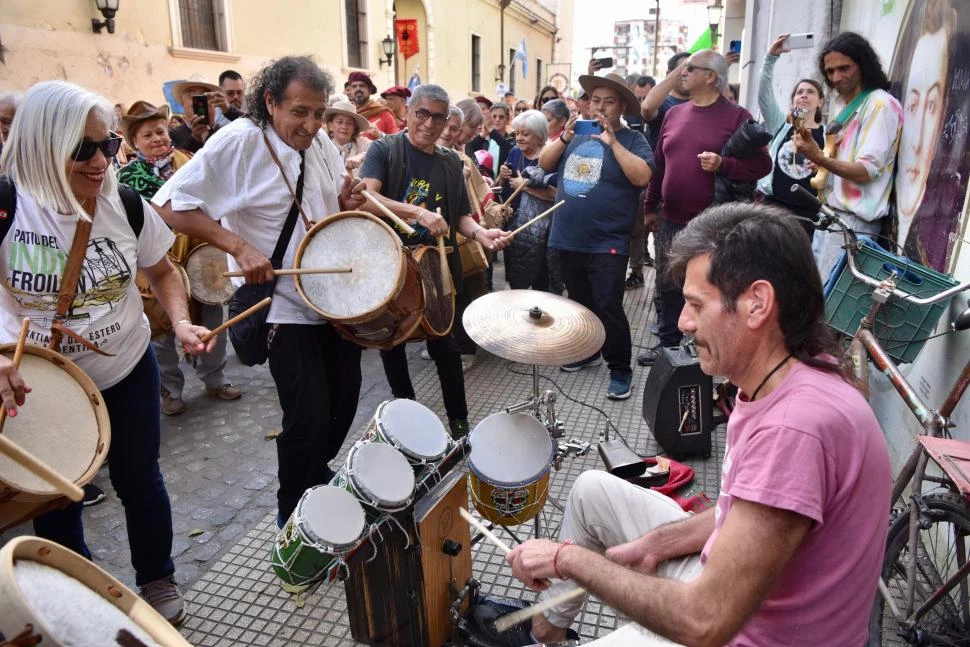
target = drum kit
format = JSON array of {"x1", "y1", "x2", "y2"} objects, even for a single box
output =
[{"x1": 267, "y1": 289, "x2": 606, "y2": 647}]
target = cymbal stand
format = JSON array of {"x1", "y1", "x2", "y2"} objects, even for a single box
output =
[{"x1": 505, "y1": 364, "x2": 564, "y2": 439}]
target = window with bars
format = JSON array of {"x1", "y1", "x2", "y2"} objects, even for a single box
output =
[
  {"x1": 178, "y1": 0, "x2": 226, "y2": 51},
  {"x1": 345, "y1": 0, "x2": 368, "y2": 69},
  {"x1": 471, "y1": 35, "x2": 481, "y2": 92}
]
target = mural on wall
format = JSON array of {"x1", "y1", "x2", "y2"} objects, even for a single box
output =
[{"x1": 889, "y1": 0, "x2": 970, "y2": 272}]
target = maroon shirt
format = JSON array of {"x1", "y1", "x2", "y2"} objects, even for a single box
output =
[{"x1": 645, "y1": 97, "x2": 771, "y2": 224}]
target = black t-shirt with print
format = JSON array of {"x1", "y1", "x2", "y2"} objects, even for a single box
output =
[{"x1": 771, "y1": 124, "x2": 825, "y2": 216}]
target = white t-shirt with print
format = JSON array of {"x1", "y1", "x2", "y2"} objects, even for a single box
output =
[
  {"x1": 152, "y1": 118, "x2": 347, "y2": 325},
  {"x1": 0, "y1": 188, "x2": 175, "y2": 389}
]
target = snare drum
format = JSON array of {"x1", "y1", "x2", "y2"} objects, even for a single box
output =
[
  {"x1": 184, "y1": 243, "x2": 234, "y2": 305},
  {"x1": 294, "y1": 211, "x2": 424, "y2": 350},
  {"x1": 0, "y1": 345, "x2": 110, "y2": 533},
  {"x1": 366, "y1": 399, "x2": 451, "y2": 478},
  {"x1": 0, "y1": 536, "x2": 191, "y2": 645},
  {"x1": 411, "y1": 245, "x2": 456, "y2": 338},
  {"x1": 135, "y1": 255, "x2": 192, "y2": 339},
  {"x1": 468, "y1": 413, "x2": 555, "y2": 526},
  {"x1": 271, "y1": 485, "x2": 368, "y2": 593},
  {"x1": 331, "y1": 442, "x2": 416, "y2": 520}
]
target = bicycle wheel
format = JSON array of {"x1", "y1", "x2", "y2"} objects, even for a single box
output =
[{"x1": 869, "y1": 492, "x2": 970, "y2": 646}]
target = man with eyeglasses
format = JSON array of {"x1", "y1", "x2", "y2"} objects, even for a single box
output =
[
  {"x1": 638, "y1": 50, "x2": 771, "y2": 368},
  {"x1": 538, "y1": 73, "x2": 654, "y2": 401},
  {"x1": 359, "y1": 84, "x2": 511, "y2": 439}
]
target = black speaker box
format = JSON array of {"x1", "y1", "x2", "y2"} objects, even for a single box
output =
[{"x1": 642, "y1": 347, "x2": 713, "y2": 459}]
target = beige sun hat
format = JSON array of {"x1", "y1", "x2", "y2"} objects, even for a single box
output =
[
  {"x1": 323, "y1": 100, "x2": 369, "y2": 132},
  {"x1": 577, "y1": 73, "x2": 641, "y2": 117}
]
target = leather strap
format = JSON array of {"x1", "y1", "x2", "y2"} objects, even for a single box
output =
[
  {"x1": 258, "y1": 126, "x2": 313, "y2": 231},
  {"x1": 49, "y1": 217, "x2": 93, "y2": 354}
]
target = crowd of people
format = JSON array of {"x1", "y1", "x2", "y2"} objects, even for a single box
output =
[{"x1": 0, "y1": 25, "x2": 908, "y2": 644}]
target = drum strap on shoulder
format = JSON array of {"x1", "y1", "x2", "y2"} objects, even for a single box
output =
[{"x1": 0, "y1": 175, "x2": 145, "y2": 244}]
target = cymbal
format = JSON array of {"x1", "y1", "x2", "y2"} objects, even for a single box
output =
[{"x1": 462, "y1": 290, "x2": 605, "y2": 366}]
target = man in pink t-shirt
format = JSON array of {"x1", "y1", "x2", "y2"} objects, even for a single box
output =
[{"x1": 506, "y1": 202, "x2": 891, "y2": 646}]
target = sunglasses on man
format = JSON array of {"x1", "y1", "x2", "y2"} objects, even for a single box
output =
[{"x1": 71, "y1": 136, "x2": 123, "y2": 162}]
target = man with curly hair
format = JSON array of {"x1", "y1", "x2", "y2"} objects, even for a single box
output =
[{"x1": 152, "y1": 56, "x2": 366, "y2": 526}]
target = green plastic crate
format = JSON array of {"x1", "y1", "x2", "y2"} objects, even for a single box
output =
[{"x1": 825, "y1": 243, "x2": 959, "y2": 364}]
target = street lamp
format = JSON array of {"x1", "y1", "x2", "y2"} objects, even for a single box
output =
[
  {"x1": 92, "y1": 0, "x2": 119, "y2": 34},
  {"x1": 379, "y1": 35, "x2": 395, "y2": 68},
  {"x1": 707, "y1": 0, "x2": 724, "y2": 50}
]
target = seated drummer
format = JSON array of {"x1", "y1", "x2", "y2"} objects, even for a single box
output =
[
  {"x1": 505, "y1": 203, "x2": 892, "y2": 645},
  {"x1": 357, "y1": 84, "x2": 510, "y2": 439}
]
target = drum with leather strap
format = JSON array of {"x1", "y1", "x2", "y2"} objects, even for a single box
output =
[
  {"x1": 455, "y1": 232, "x2": 489, "y2": 278},
  {"x1": 184, "y1": 242, "x2": 234, "y2": 305},
  {"x1": 410, "y1": 244, "x2": 455, "y2": 338},
  {"x1": 135, "y1": 253, "x2": 192, "y2": 339}
]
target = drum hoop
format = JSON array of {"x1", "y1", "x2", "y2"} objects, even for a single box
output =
[
  {"x1": 347, "y1": 442, "x2": 414, "y2": 510},
  {"x1": 374, "y1": 402, "x2": 449, "y2": 462},
  {"x1": 412, "y1": 245, "x2": 456, "y2": 337},
  {"x1": 293, "y1": 211, "x2": 407, "y2": 322},
  {"x1": 183, "y1": 243, "x2": 232, "y2": 305},
  {"x1": 0, "y1": 344, "x2": 111, "y2": 498},
  {"x1": 0, "y1": 537, "x2": 191, "y2": 646}
]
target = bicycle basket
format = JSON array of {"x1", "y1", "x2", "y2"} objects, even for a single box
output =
[{"x1": 825, "y1": 240, "x2": 959, "y2": 364}]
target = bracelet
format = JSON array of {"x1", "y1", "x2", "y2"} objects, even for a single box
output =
[
  {"x1": 553, "y1": 539, "x2": 573, "y2": 579},
  {"x1": 560, "y1": 135, "x2": 572, "y2": 145},
  {"x1": 175, "y1": 319, "x2": 192, "y2": 327},
  {"x1": 471, "y1": 226, "x2": 483, "y2": 241}
]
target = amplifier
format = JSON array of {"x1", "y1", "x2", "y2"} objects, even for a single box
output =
[{"x1": 642, "y1": 346, "x2": 713, "y2": 459}]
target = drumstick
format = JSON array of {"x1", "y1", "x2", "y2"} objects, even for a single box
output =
[
  {"x1": 493, "y1": 587, "x2": 587, "y2": 633},
  {"x1": 222, "y1": 267, "x2": 352, "y2": 277},
  {"x1": 0, "y1": 318, "x2": 31, "y2": 430},
  {"x1": 361, "y1": 190, "x2": 417, "y2": 235},
  {"x1": 199, "y1": 297, "x2": 272, "y2": 343},
  {"x1": 501, "y1": 181, "x2": 528, "y2": 207},
  {"x1": 436, "y1": 208, "x2": 453, "y2": 297},
  {"x1": 0, "y1": 436, "x2": 85, "y2": 501},
  {"x1": 508, "y1": 200, "x2": 565, "y2": 239},
  {"x1": 459, "y1": 507, "x2": 511, "y2": 555}
]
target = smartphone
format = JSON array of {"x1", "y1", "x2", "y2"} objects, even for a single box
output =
[
  {"x1": 729, "y1": 40, "x2": 742, "y2": 55},
  {"x1": 191, "y1": 94, "x2": 209, "y2": 124},
  {"x1": 593, "y1": 57, "x2": 614, "y2": 70},
  {"x1": 574, "y1": 120, "x2": 602, "y2": 135},
  {"x1": 784, "y1": 33, "x2": 815, "y2": 50}
]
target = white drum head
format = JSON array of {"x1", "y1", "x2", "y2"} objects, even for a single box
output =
[
  {"x1": 350, "y1": 443, "x2": 415, "y2": 508},
  {"x1": 377, "y1": 399, "x2": 449, "y2": 461},
  {"x1": 297, "y1": 485, "x2": 367, "y2": 548},
  {"x1": 469, "y1": 413, "x2": 554, "y2": 484},
  {"x1": 297, "y1": 214, "x2": 403, "y2": 320}
]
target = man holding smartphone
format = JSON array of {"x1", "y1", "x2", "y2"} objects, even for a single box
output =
[
  {"x1": 539, "y1": 72, "x2": 653, "y2": 401},
  {"x1": 169, "y1": 80, "x2": 229, "y2": 154}
]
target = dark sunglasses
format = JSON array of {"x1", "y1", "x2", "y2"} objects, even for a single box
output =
[
  {"x1": 71, "y1": 136, "x2": 122, "y2": 162},
  {"x1": 412, "y1": 108, "x2": 449, "y2": 126},
  {"x1": 540, "y1": 96, "x2": 557, "y2": 103},
  {"x1": 685, "y1": 64, "x2": 713, "y2": 73}
]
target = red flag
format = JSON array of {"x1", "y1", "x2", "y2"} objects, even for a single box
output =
[{"x1": 395, "y1": 19, "x2": 420, "y2": 60}]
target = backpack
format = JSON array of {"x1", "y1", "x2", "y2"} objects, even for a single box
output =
[{"x1": 0, "y1": 175, "x2": 145, "y2": 243}]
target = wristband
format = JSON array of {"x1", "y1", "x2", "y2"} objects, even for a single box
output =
[
  {"x1": 471, "y1": 226, "x2": 483, "y2": 241},
  {"x1": 560, "y1": 135, "x2": 572, "y2": 145},
  {"x1": 175, "y1": 319, "x2": 192, "y2": 327},
  {"x1": 553, "y1": 539, "x2": 573, "y2": 579}
]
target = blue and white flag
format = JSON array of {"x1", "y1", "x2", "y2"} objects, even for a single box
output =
[
  {"x1": 513, "y1": 37, "x2": 528, "y2": 79},
  {"x1": 407, "y1": 70, "x2": 421, "y2": 97}
]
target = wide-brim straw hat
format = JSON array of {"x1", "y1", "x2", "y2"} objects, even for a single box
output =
[
  {"x1": 171, "y1": 80, "x2": 222, "y2": 104},
  {"x1": 323, "y1": 100, "x2": 370, "y2": 132},
  {"x1": 120, "y1": 101, "x2": 172, "y2": 146},
  {"x1": 577, "y1": 73, "x2": 641, "y2": 117}
]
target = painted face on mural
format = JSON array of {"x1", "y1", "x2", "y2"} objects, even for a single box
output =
[{"x1": 896, "y1": 27, "x2": 948, "y2": 224}]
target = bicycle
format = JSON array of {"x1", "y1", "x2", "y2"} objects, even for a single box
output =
[{"x1": 795, "y1": 189, "x2": 970, "y2": 645}]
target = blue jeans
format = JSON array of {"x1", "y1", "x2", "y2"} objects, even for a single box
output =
[
  {"x1": 33, "y1": 345, "x2": 175, "y2": 586},
  {"x1": 657, "y1": 219, "x2": 686, "y2": 348},
  {"x1": 558, "y1": 250, "x2": 632, "y2": 376}
]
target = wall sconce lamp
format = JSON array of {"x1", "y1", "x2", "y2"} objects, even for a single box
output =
[
  {"x1": 92, "y1": 0, "x2": 120, "y2": 34},
  {"x1": 495, "y1": 63, "x2": 506, "y2": 82},
  {"x1": 379, "y1": 35, "x2": 395, "y2": 68},
  {"x1": 707, "y1": 0, "x2": 724, "y2": 49}
]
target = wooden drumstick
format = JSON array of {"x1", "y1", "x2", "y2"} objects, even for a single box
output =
[
  {"x1": 361, "y1": 190, "x2": 417, "y2": 235},
  {"x1": 501, "y1": 181, "x2": 528, "y2": 207},
  {"x1": 199, "y1": 297, "x2": 272, "y2": 343},
  {"x1": 0, "y1": 318, "x2": 31, "y2": 430},
  {"x1": 493, "y1": 587, "x2": 587, "y2": 633},
  {"x1": 435, "y1": 208, "x2": 453, "y2": 297},
  {"x1": 459, "y1": 507, "x2": 511, "y2": 555},
  {"x1": 508, "y1": 200, "x2": 565, "y2": 239},
  {"x1": 222, "y1": 267, "x2": 353, "y2": 278}
]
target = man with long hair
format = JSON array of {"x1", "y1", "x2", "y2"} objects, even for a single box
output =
[
  {"x1": 795, "y1": 31, "x2": 903, "y2": 281},
  {"x1": 506, "y1": 203, "x2": 891, "y2": 645}
]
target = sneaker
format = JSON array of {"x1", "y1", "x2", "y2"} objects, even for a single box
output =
[
  {"x1": 560, "y1": 353, "x2": 603, "y2": 373},
  {"x1": 160, "y1": 390, "x2": 186, "y2": 416},
  {"x1": 420, "y1": 348, "x2": 432, "y2": 360},
  {"x1": 140, "y1": 576, "x2": 187, "y2": 627},
  {"x1": 82, "y1": 483, "x2": 106, "y2": 507},
  {"x1": 206, "y1": 384, "x2": 242, "y2": 400},
  {"x1": 461, "y1": 354, "x2": 476, "y2": 371},
  {"x1": 637, "y1": 347, "x2": 662, "y2": 367},
  {"x1": 607, "y1": 371, "x2": 633, "y2": 400},
  {"x1": 448, "y1": 418, "x2": 469, "y2": 440},
  {"x1": 650, "y1": 322, "x2": 660, "y2": 336},
  {"x1": 624, "y1": 273, "x2": 644, "y2": 290}
]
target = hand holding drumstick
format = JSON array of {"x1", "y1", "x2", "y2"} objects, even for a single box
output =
[{"x1": 0, "y1": 318, "x2": 32, "y2": 420}]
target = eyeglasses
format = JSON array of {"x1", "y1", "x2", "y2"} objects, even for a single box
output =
[
  {"x1": 412, "y1": 108, "x2": 449, "y2": 126},
  {"x1": 71, "y1": 136, "x2": 122, "y2": 162},
  {"x1": 540, "y1": 96, "x2": 557, "y2": 104},
  {"x1": 685, "y1": 64, "x2": 713, "y2": 73}
]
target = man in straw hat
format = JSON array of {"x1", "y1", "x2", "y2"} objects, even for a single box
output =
[
  {"x1": 169, "y1": 79, "x2": 229, "y2": 153},
  {"x1": 347, "y1": 71, "x2": 397, "y2": 140},
  {"x1": 537, "y1": 71, "x2": 653, "y2": 401},
  {"x1": 638, "y1": 50, "x2": 771, "y2": 368},
  {"x1": 152, "y1": 56, "x2": 367, "y2": 528}
]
